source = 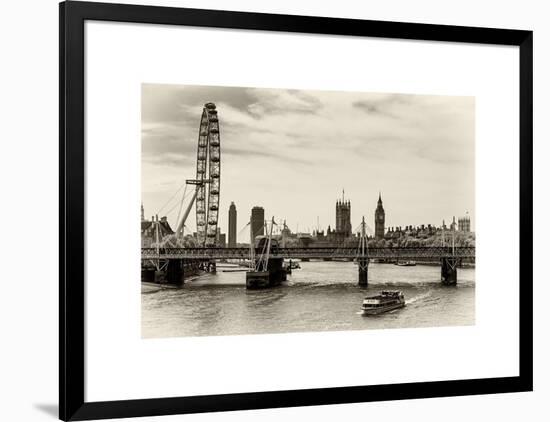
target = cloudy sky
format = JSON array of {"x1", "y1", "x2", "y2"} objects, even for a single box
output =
[{"x1": 142, "y1": 84, "x2": 474, "y2": 242}]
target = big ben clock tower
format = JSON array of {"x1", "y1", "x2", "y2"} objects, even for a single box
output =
[{"x1": 375, "y1": 192, "x2": 385, "y2": 240}]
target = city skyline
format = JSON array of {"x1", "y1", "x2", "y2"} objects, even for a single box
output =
[
  {"x1": 142, "y1": 84, "x2": 475, "y2": 242},
  {"x1": 140, "y1": 192, "x2": 472, "y2": 244}
]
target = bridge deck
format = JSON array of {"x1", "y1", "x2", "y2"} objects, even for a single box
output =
[{"x1": 141, "y1": 246, "x2": 475, "y2": 260}]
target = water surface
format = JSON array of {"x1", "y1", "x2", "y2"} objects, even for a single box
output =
[{"x1": 142, "y1": 261, "x2": 475, "y2": 338}]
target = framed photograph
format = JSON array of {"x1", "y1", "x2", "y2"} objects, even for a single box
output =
[{"x1": 60, "y1": 1, "x2": 533, "y2": 420}]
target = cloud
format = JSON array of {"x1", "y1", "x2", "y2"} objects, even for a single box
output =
[
  {"x1": 224, "y1": 146, "x2": 312, "y2": 165},
  {"x1": 351, "y1": 93, "x2": 413, "y2": 119},
  {"x1": 141, "y1": 84, "x2": 475, "y2": 234},
  {"x1": 142, "y1": 83, "x2": 259, "y2": 124},
  {"x1": 247, "y1": 89, "x2": 323, "y2": 117}
]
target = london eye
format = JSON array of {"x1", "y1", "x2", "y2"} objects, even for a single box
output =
[
  {"x1": 171, "y1": 103, "x2": 221, "y2": 247},
  {"x1": 194, "y1": 103, "x2": 221, "y2": 246}
]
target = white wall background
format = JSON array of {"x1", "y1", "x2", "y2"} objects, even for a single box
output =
[{"x1": 0, "y1": 0, "x2": 546, "y2": 421}]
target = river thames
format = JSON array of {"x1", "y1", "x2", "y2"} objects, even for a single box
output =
[{"x1": 141, "y1": 261, "x2": 474, "y2": 338}]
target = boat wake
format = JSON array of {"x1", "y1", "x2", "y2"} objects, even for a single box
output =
[{"x1": 406, "y1": 291, "x2": 432, "y2": 305}]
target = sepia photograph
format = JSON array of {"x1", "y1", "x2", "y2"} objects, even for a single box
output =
[{"x1": 140, "y1": 83, "x2": 475, "y2": 339}]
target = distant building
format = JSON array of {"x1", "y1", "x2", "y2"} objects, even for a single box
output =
[
  {"x1": 297, "y1": 233, "x2": 314, "y2": 247},
  {"x1": 281, "y1": 220, "x2": 292, "y2": 238},
  {"x1": 450, "y1": 216, "x2": 457, "y2": 231},
  {"x1": 311, "y1": 193, "x2": 355, "y2": 245},
  {"x1": 251, "y1": 206, "x2": 265, "y2": 239},
  {"x1": 384, "y1": 224, "x2": 438, "y2": 240},
  {"x1": 280, "y1": 220, "x2": 293, "y2": 246},
  {"x1": 375, "y1": 193, "x2": 385, "y2": 240},
  {"x1": 458, "y1": 215, "x2": 471, "y2": 232},
  {"x1": 335, "y1": 197, "x2": 352, "y2": 237},
  {"x1": 228, "y1": 202, "x2": 237, "y2": 247},
  {"x1": 216, "y1": 227, "x2": 226, "y2": 248},
  {"x1": 141, "y1": 214, "x2": 174, "y2": 247},
  {"x1": 382, "y1": 214, "x2": 474, "y2": 242}
]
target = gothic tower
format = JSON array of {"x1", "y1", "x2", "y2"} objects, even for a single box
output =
[
  {"x1": 375, "y1": 193, "x2": 385, "y2": 240},
  {"x1": 335, "y1": 192, "x2": 352, "y2": 237}
]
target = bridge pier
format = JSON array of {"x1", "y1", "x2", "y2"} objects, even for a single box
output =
[
  {"x1": 209, "y1": 261, "x2": 217, "y2": 273},
  {"x1": 166, "y1": 259, "x2": 185, "y2": 285},
  {"x1": 246, "y1": 257, "x2": 285, "y2": 289},
  {"x1": 141, "y1": 259, "x2": 210, "y2": 285},
  {"x1": 441, "y1": 257, "x2": 459, "y2": 285},
  {"x1": 140, "y1": 264, "x2": 169, "y2": 284},
  {"x1": 141, "y1": 268, "x2": 156, "y2": 283},
  {"x1": 358, "y1": 258, "x2": 369, "y2": 286}
]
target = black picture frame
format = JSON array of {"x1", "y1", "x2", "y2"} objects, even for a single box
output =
[{"x1": 59, "y1": 1, "x2": 533, "y2": 420}]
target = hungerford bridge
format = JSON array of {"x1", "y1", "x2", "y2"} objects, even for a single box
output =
[
  {"x1": 142, "y1": 103, "x2": 475, "y2": 287},
  {"x1": 141, "y1": 244, "x2": 475, "y2": 287},
  {"x1": 141, "y1": 246, "x2": 475, "y2": 261}
]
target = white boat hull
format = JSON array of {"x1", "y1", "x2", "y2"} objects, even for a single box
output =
[{"x1": 361, "y1": 302, "x2": 405, "y2": 316}]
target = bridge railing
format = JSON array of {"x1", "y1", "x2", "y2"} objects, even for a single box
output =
[{"x1": 141, "y1": 246, "x2": 475, "y2": 260}]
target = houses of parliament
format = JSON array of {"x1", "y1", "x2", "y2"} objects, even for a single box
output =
[
  {"x1": 311, "y1": 192, "x2": 386, "y2": 245},
  {"x1": 313, "y1": 191, "x2": 470, "y2": 246}
]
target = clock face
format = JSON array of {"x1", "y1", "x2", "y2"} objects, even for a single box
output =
[{"x1": 378, "y1": 215, "x2": 384, "y2": 221}]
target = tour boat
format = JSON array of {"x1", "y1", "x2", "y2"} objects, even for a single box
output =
[
  {"x1": 396, "y1": 260, "x2": 417, "y2": 266},
  {"x1": 289, "y1": 261, "x2": 301, "y2": 269},
  {"x1": 284, "y1": 260, "x2": 301, "y2": 271},
  {"x1": 361, "y1": 290, "x2": 405, "y2": 315}
]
